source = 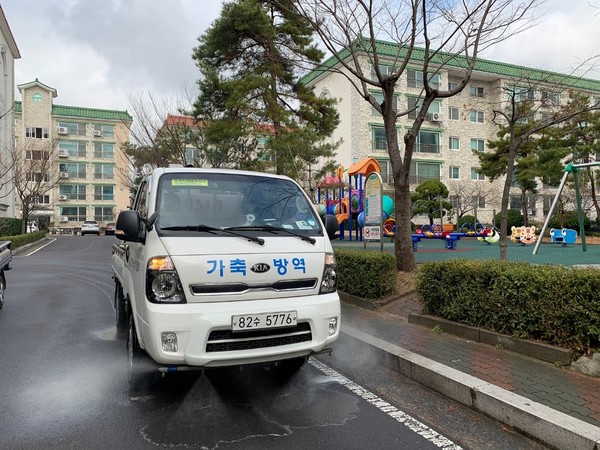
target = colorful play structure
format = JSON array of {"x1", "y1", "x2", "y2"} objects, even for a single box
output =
[
  {"x1": 550, "y1": 228, "x2": 578, "y2": 246},
  {"x1": 316, "y1": 158, "x2": 396, "y2": 241}
]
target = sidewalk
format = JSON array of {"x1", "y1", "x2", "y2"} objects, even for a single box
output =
[{"x1": 339, "y1": 298, "x2": 600, "y2": 450}]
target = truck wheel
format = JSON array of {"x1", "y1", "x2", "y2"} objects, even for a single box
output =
[
  {"x1": 114, "y1": 284, "x2": 126, "y2": 336},
  {"x1": 0, "y1": 275, "x2": 5, "y2": 310},
  {"x1": 127, "y1": 314, "x2": 155, "y2": 391}
]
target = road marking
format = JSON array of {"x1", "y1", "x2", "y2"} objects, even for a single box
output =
[
  {"x1": 24, "y1": 238, "x2": 57, "y2": 256},
  {"x1": 310, "y1": 359, "x2": 462, "y2": 449}
]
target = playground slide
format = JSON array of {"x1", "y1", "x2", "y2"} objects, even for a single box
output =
[
  {"x1": 336, "y1": 212, "x2": 349, "y2": 225},
  {"x1": 336, "y1": 198, "x2": 350, "y2": 225}
]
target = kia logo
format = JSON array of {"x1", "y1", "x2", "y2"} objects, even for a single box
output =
[{"x1": 251, "y1": 263, "x2": 270, "y2": 273}]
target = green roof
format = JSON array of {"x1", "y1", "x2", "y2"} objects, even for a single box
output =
[
  {"x1": 301, "y1": 39, "x2": 600, "y2": 92},
  {"x1": 14, "y1": 101, "x2": 133, "y2": 121}
]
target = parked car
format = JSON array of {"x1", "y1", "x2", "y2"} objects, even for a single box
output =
[
  {"x1": 26, "y1": 222, "x2": 39, "y2": 233},
  {"x1": 105, "y1": 223, "x2": 116, "y2": 235},
  {"x1": 81, "y1": 220, "x2": 100, "y2": 236}
]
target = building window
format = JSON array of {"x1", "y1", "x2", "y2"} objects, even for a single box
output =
[
  {"x1": 371, "y1": 92, "x2": 397, "y2": 116},
  {"x1": 448, "y1": 106, "x2": 459, "y2": 121},
  {"x1": 448, "y1": 81, "x2": 459, "y2": 91},
  {"x1": 407, "y1": 69, "x2": 440, "y2": 89},
  {"x1": 408, "y1": 97, "x2": 441, "y2": 120},
  {"x1": 94, "y1": 185, "x2": 114, "y2": 201},
  {"x1": 59, "y1": 163, "x2": 87, "y2": 179},
  {"x1": 375, "y1": 158, "x2": 393, "y2": 184},
  {"x1": 469, "y1": 110, "x2": 485, "y2": 123},
  {"x1": 94, "y1": 206, "x2": 114, "y2": 222},
  {"x1": 93, "y1": 142, "x2": 114, "y2": 159},
  {"x1": 60, "y1": 206, "x2": 86, "y2": 221},
  {"x1": 59, "y1": 141, "x2": 87, "y2": 157},
  {"x1": 541, "y1": 91, "x2": 560, "y2": 106},
  {"x1": 415, "y1": 131, "x2": 440, "y2": 153},
  {"x1": 25, "y1": 150, "x2": 49, "y2": 160},
  {"x1": 469, "y1": 85, "x2": 485, "y2": 97},
  {"x1": 32, "y1": 93, "x2": 42, "y2": 102},
  {"x1": 449, "y1": 166, "x2": 460, "y2": 179},
  {"x1": 510, "y1": 86, "x2": 535, "y2": 102},
  {"x1": 26, "y1": 172, "x2": 49, "y2": 182},
  {"x1": 448, "y1": 136, "x2": 460, "y2": 150},
  {"x1": 93, "y1": 124, "x2": 115, "y2": 139},
  {"x1": 25, "y1": 127, "x2": 49, "y2": 139},
  {"x1": 410, "y1": 161, "x2": 440, "y2": 184},
  {"x1": 371, "y1": 64, "x2": 395, "y2": 81},
  {"x1": 372, "y1": 126, "x2": 388, "y2": 151},
  {"x1": 94, "y1": 164, "x2": 114, "y2": 180},
  {"x1": 471, "y1": 138, "x2": 485, "y2": 152},
  {"x1": 28, "y1": 194, "x2": 50, "y2": 204},
  {"x1": 59, "y1": 184, "x2": 87, "y2": 200},
  {"x1": 472, "y1": 196, "x2": 486, "y2": 208},
  {"x1": 471, "y1": 167, "x2": 485, "y2": 180},
  {"x1": 58, "y1": 122, "x2": 87, "y2": 136}
]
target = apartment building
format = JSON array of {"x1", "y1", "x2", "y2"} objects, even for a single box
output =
[
  {"x1": 0, "y1": 5, "x2": 20, "y2": 217},
  {"x1": 14, "y1": 79, "x2": 133, "y2": 230},
  {"x1": 302, "y1": 42, "x2": 600, "y2": 224}
]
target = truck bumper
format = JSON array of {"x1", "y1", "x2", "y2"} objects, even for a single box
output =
[{"x1": 137, "y1": 292, "x2": 340, "y2": 367}]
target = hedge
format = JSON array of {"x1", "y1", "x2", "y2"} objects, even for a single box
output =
[
  {"x1": 334, "y1": 248, "x2": 397, "y2": 300},
  {"x1": 416, "y1": 259, "x2": 600, "y2": 352},
  {"x1": 0, "y1": 231, "x2": 46, "y2": 249}
]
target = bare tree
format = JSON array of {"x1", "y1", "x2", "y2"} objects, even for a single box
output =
[
  {"x1": 10, "y1": 139, "x2": 59, "y2": 233},
  {"x1": 283, "y1": 0, "x2": 540, "y2": 272},
  {"x1": 447, "y1": 180, "x2": 498, "y2": 222}
]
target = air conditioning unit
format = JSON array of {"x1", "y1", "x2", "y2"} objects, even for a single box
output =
[
  {"x1": 59, "y1": 216, "x2": 69, "y2": 222},
  {"x1": 59, "y1": 172, "x2": 69, "y2": 179},
  {"x1": 93, "y1": 130, "x2": 102, "y2": 137},
  {"x1": 58, "y1": 195, "x2": 68, "y2": 201},
  {"x1": 57, "y1": 127, "x2": 68, "y2": 135},
  {"x1": 58, "y1": 149, "x2": 68, "y2": 158},
  {"x1": 431, "y1": 112, "x2": 443, "y2": 121}
]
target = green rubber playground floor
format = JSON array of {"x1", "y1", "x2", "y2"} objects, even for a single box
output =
[{"x1": 332, "y1": 235, "x2": 600, "y2": 266}]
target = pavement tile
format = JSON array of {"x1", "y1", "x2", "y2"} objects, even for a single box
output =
[{"x1": 340, "y1": 301, "x2": 600, "y2": 429}]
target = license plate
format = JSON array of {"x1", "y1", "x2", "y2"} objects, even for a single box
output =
[{"x1": 232, "y1": 311, "x2": 297, "y2": 331}]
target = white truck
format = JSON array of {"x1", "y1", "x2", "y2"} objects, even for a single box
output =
[{"x1": 112, "y1": 167, "x2": 340, "y2": 389}]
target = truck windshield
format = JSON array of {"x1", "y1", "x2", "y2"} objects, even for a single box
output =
[{"x1": 156, "y1": 172, "x2": 322, "y2": 234}]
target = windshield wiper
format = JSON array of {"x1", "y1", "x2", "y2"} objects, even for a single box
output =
[
  {"x1": 161, "y1": 224, "x2": 265, "y2": 245},
  {"x1": 225, "y1": 225, "x2": 316, "y2": 245}
]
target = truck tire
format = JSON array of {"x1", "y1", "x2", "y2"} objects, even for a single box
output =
[
  {"x1": 0, "y1": 274, "x2": 5, "y2": 310},
  {"x1": 127, "y1": 314, "x2": 155, "y2": 391},
  {"x1": 114, "y1": 284, "x2": 126, "y2": 336}
]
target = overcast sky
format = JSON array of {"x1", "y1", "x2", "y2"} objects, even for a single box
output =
[{"x1": 3, "y1": 0, "x2": 600, "y2": 114}]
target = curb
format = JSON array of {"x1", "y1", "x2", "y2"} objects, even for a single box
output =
[
  {"x1": 408, "y1": 313, "x2": 574, "y2": 366},
  {"x1": 339, "y1": 290, "x2": 575, "y2": 367},
  {"x1": 342, "y1": 325, "x2": 600, "y2": 450},
  {"x1": 12, "y1": 236, "x2": 52, "y2": 255}
]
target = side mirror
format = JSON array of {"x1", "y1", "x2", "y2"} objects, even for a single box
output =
[{"x1": 115, "y1": 210, "x2": 145, "y2": 243}]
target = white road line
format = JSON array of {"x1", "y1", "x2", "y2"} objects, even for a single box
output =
[
  {"x1": 309, "y1": 359, "x2": 462, "y2": 450},
  {"x1": 24, "y1": 238, "x2": 57, "y2": 256}
]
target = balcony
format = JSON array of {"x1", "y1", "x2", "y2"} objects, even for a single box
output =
[{"x1": 415, "y1": 143, "x2": 440, "y2": 154}]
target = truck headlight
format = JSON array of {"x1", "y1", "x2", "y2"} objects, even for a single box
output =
[
  {"x1": 319, "y1": 252, "x2": 337, "y2": 294},
  {"x1": 146, "y1": 256, "x2": 186, "y2": 304}
]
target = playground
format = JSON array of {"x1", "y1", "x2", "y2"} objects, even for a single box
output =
[{"x1": 332, "y1": 235, "x2": 600, "y2": 267}]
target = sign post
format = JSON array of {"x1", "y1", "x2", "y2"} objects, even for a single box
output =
[{"x1": 363, "y1": 172, "x2": 383, "y2": 252}]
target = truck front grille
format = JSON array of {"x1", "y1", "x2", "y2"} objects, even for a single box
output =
[
  {"x1": 206, "y1": 322, "x2": 312, "y2": 352},
  {"x1": 190, "y1": 278, "x2": 317, "y2": 295}
]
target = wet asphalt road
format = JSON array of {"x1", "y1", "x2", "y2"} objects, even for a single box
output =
[{"x1": 0, "y1": 236, "x2": 546, "y2": 449}]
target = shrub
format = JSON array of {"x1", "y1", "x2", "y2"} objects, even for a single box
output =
[
  {"x1": 0, "y1": 218, "x2": 22, "y2": 237},
  {"x1": 416, "y1": 259, "x2": 600, "y2": 352},
  {"x1": 0, "y1": 230, "x2": 46, "y2": 249},
  {"x1": 548, "y1": 211, "x2": 590, "y2": 230},
  {"x1": 334, "y1": 248, "x2": 397, "y2": 300},
  {"x1": 493, "y1": 209, "x2": 524, "y2": 231},
  {"x1": 457, "y1": 215, "x2": 477, "y2": 230}
]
